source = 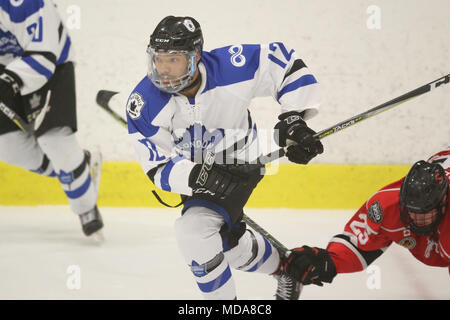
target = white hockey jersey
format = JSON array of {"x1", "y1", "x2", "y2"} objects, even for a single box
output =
[
  {"x1": 0, "y1": 0, "x2": 74, "y2": 94},
  {"x1": 126, "y1": 42, "x2": 320, "y2": 196}
]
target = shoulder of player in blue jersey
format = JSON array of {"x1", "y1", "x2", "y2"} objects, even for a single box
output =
[
  {"x1": 201, "y1": 44, "x2": 262, "y2": 91},
  {"x1": 0, "y1": 0, "x2": 44, "y2": 23}
]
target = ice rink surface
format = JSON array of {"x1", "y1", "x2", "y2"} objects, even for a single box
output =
[{"x1": 0, "y1": 206, "x2": 448, "y2": 300}]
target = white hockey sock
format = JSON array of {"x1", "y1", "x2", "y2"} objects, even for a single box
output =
[
  {"x1": 174, "y1": 206, "x2": 236, "y2": 300},
  {"x1": 225, "y1": 229, "x2": 280, "y2": 274},
  {"x1": 37, "y1": 127, "x2": 97, "y2": 215},
  {"x1": 0, "y1": 130, "x2": 55, "y2": 175},
  {"x1": 30, "y1": 154, "x2": 57, "y2": 177}
]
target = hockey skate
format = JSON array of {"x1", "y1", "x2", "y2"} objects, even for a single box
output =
[
  {"x1": 79, "y1": 149, "x2": 104, "y2": 242},
  {"x1": 273, "y1": 250, "x2": 303, "y2": 300},
  {"x1": 79, "y1": 205, "x2": 103, "y2": 237},
  {"x1": 274, "y1": 270, "x2": 302, "y2": 300}
]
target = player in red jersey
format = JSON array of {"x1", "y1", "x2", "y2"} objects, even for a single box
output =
[{"x1": 283, "y1": 149, "x2": 450, "y2": 286}]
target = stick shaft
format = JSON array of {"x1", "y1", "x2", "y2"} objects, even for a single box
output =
[
  {"x1": 315, "y1": 73, "x2": 450, "y2": 139},
  {"x1": 0, "y1": 102, "x2": 32, "y2": 133},
  {"x1": 243, "y1": 214, "x2": 288, "y2": 254},
  {"x1": 261, "y1": 73, "x2": 450, "y2": 164}
]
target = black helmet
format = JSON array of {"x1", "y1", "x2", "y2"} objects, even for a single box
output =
[
  {"x1": 149, "y1": 16, "x2": 203, "y2": 52},
  {"x1": 399, "y1": 160, "x2": 448, "y2": 236},
  {"x1": 147, "y1": 16, "x2": 203, "y2": 93}
]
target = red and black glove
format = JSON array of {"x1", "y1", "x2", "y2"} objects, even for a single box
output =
[
  {"x1": 274, "y1": 111, "x2": 323, "y2": 164},
  {"x1": 284, "y1": 245, "x2": 337, "y2": 286}
]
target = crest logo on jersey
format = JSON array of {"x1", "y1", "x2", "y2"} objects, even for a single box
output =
[
  {"x1": 126, "y1": 93, "x2": 145, "y2": 120},
  {"x1": 0, "y1": 29, "x2": 23, "y2": 56},
  {"x1": 398, "y1": 236, "x2": 416, "y2": 249},
  {"x1": 183, "y1": 19, "x2": 195, "y2": 32},
  {"x1": 173, "y1": 123, "x2": 224, "y2": 162},
  {"x1": 368, "y1": 201, "x2": 383, "y2": 224}
]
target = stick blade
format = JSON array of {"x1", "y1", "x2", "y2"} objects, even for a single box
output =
[{"x1": 96, "y1": 90, "x2": 119, "y2": 109}]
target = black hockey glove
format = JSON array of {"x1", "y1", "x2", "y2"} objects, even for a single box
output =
[
  {"x1": 274, "y1": 111, "x2": 323, "y2": 164},
  {"x1": 0, "y1": 72, "x2": 20, "y2": 109},
  {"x1": 188, "y1": 151, "x2": 248, "y2": 200},
  {"x1": 284, "y1": 245, "x2": 337, "y2": 286}
]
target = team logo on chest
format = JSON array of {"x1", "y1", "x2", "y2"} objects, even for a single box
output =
[
  {"x1": 174, "y1": 123, "x2": 224, "y2": 161},
  {"x1": 126, "y1": 93, "x2": 145, "y2": 120},
  {"x1": 398, "y1": 236, "x2": 416, "y2": 249}
]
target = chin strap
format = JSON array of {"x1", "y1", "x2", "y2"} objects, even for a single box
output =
[{"x1": 180, "y1": 72, "x2": 201, "y2": 93}]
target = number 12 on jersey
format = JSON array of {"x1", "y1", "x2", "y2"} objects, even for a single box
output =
[{"x1": 268, "y1": 42, "x2": 294, "y2": 69}]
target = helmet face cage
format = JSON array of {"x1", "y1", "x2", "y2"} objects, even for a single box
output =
[
  {"x1": 147, "y1": 16, "x2": 203, "y2": 93},
  {"x1": 147, "y1": 47, "x2": 197, "y2": 93},
  {"x1": 399, "y1": 160, "x2": 448, "y2": 236}
]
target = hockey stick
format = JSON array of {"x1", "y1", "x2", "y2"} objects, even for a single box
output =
[
  {"x1": 260, "y1": 73, "x2": 450, "y2": 163},
  {"x1": 96, "y1": 90, "x2": 127, "y2": 128},
  {"x1": 95, "y1": 89, "x2": 301, "y2": 294},
  {"x1": 98, "y1": 74, "x2": 450, "y2": 165},
  {"x1": 0, "y1": 101, "x2": 32, "y2": 133}
]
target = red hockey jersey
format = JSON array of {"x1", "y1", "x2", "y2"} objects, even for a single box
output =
[{"x1": 327, "y1": 150, "x2": 450, "y2": 275}]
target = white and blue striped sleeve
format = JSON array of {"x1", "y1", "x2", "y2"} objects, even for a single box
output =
[
  {"x1": 2, "y1": 0, "x2": 73, "y2": 95},
  {"x1": 254, "y1": 42, "x2": 320, "y2": 120},
  {"x1": 126, "y1": 81, "x2": 196, "y2": 196}
]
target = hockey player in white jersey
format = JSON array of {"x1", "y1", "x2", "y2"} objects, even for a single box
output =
[
  {"x1": 126, "y1": 16, "x2": 323, "y2": 299},
  {"x1": 0, "y1": 0, "x2": 103, "y2": 237}
]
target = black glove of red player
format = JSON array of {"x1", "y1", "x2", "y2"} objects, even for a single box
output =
[
  {"x1": 0, "y1": 73, "x2": 20, "y2": 109},
  {"x1": 188, "y1": 150, "x2": 249, "y2": 200},
  {"x1": 284, "y1": 245, "x2": 337, "y2": 286},
  {"x1": 274, "y1": 111, "x2": 323, "y2": 164}
]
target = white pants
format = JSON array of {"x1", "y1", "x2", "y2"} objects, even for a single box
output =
[
  {"x1": 174, "y1": 206, "x2": 280, "y2": 300},
  {"x1": 0, "y1": 127, "x2": 97, "y2": 215}
]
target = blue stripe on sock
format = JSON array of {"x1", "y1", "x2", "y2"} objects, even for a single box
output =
[
  {"x1": 246, "y1": 236, "x2": 272, "y2": 272},
  {"x1": 196, "y1": 266, "x2": 232, "y2": 293},
  {"x1": 64, "y1": 174, "x2": 91, "y2": 199}
]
